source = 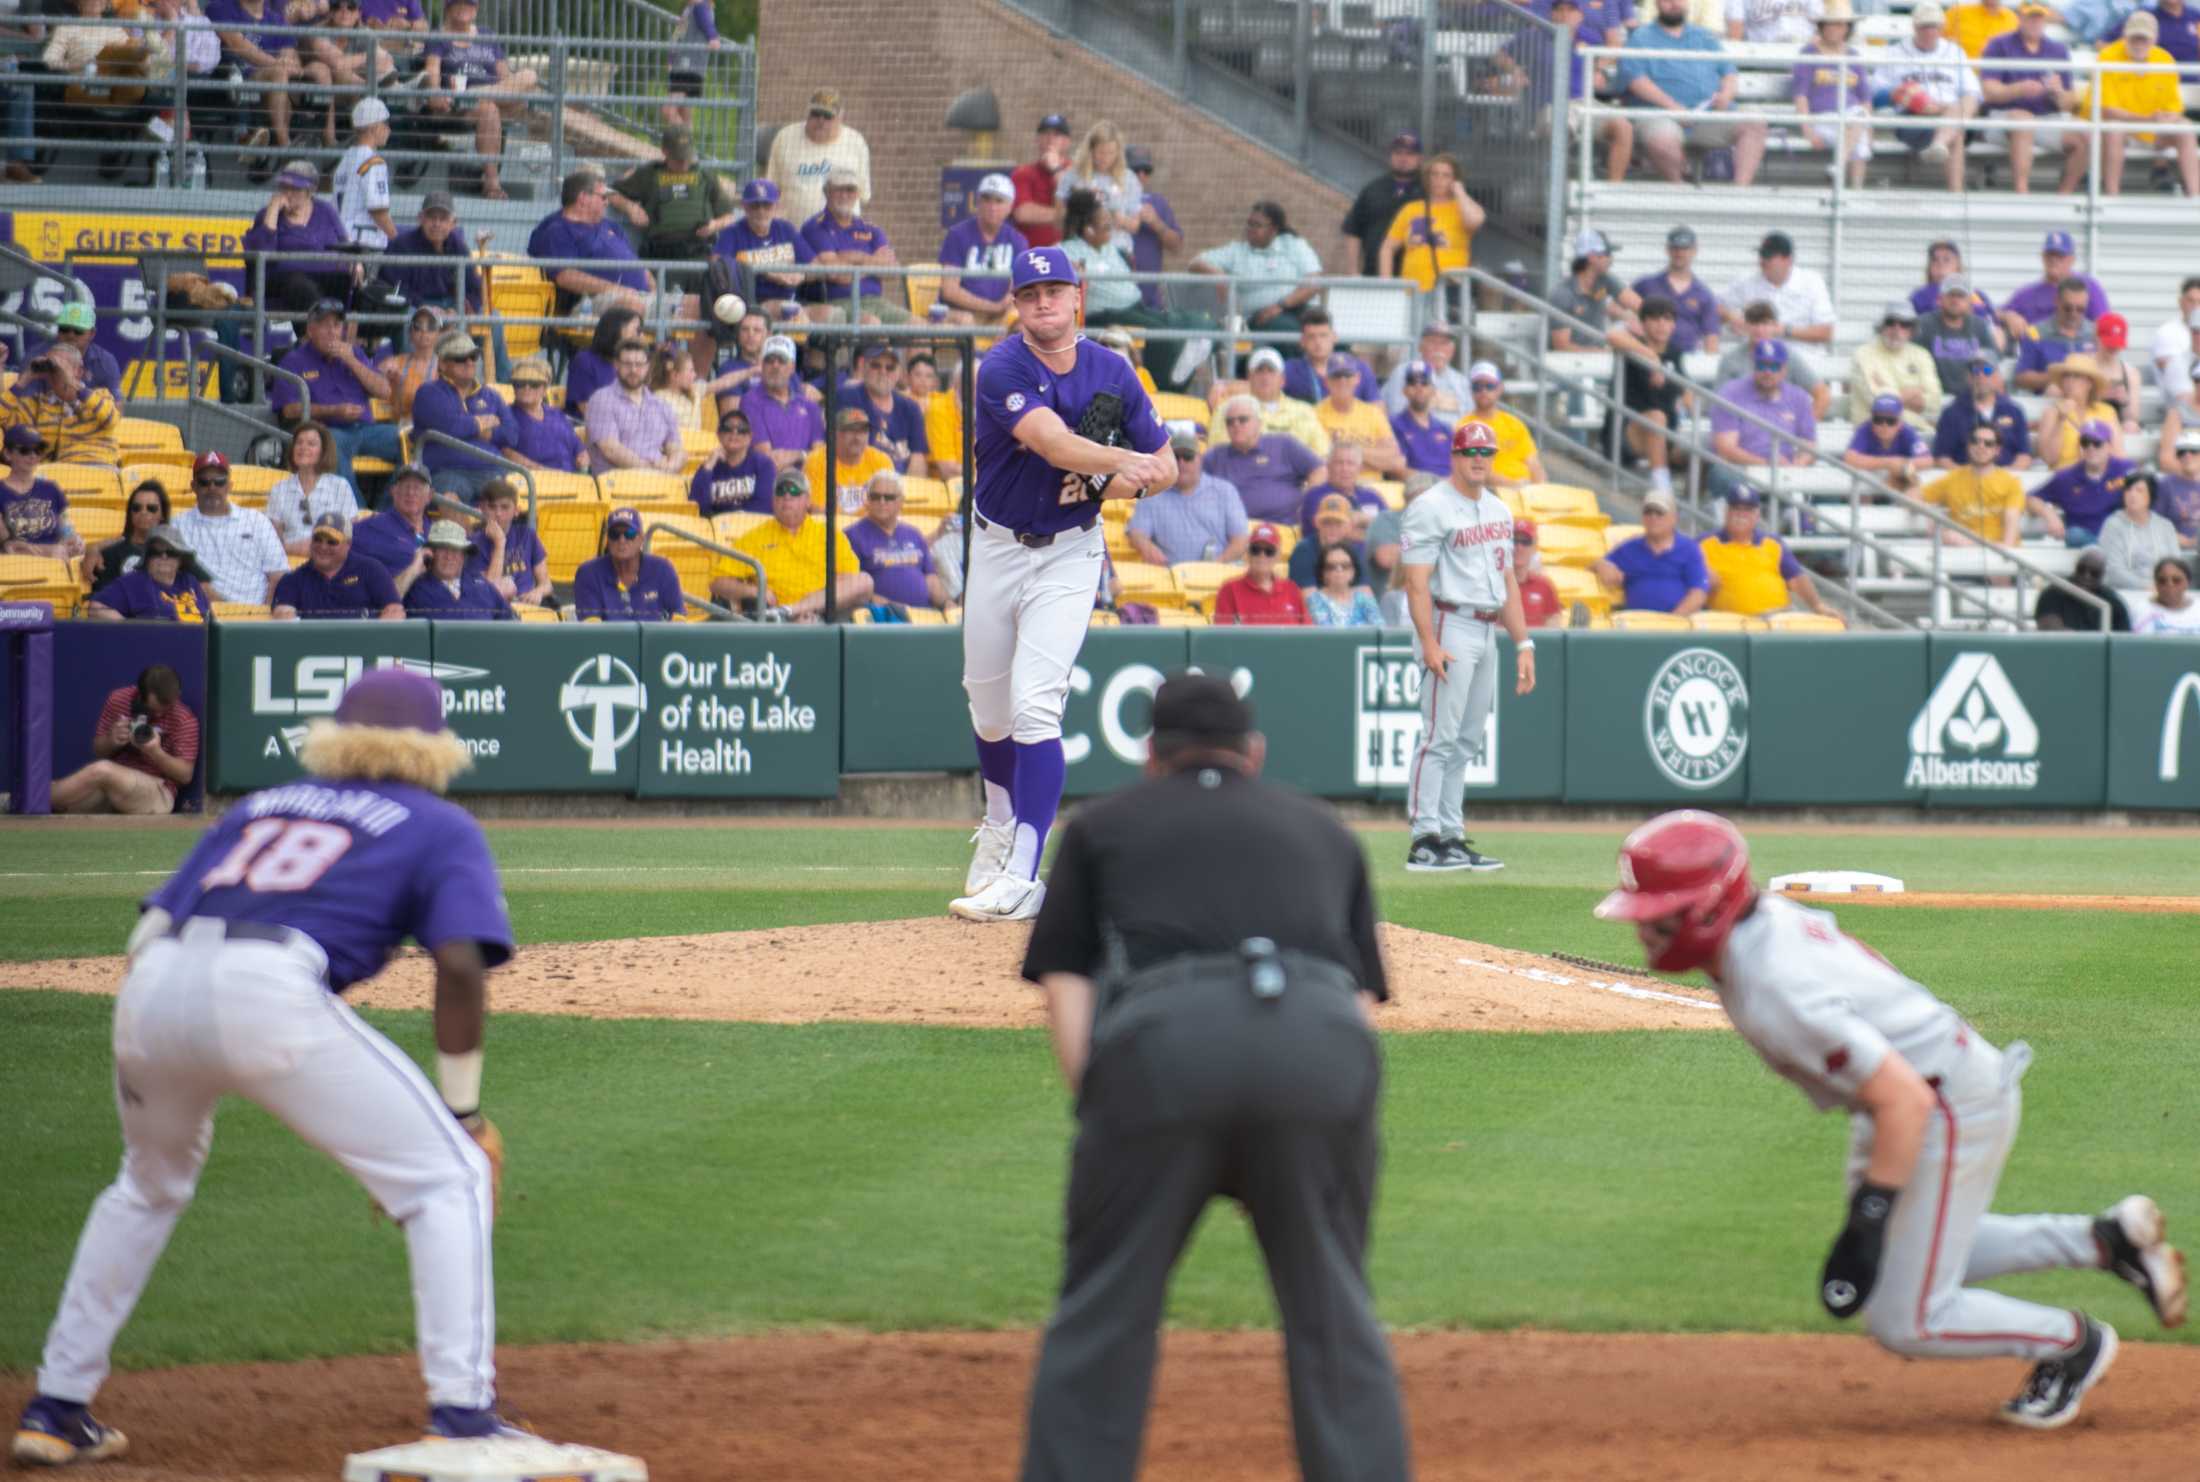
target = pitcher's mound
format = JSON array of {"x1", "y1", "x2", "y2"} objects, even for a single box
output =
[{"x1": 0, "y1": 921, "x2": 1720, "y2": 1033}]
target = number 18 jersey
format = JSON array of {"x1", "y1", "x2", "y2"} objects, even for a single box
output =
[{"x1": 146, "y1": 779, "x2": 514, "y2": 991}]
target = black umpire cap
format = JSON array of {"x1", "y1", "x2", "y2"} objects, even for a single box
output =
[{"x1": 1151, "y1": 672, "x2": 1254, "y2": 748}]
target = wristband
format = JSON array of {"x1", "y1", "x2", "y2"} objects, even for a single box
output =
[
  {"x1": 437, "y1": 1049, "x2": 483, "y2": 1119},
  {"x1": 1517, "y1": 639, "x2": 1535, "y2": 652}
]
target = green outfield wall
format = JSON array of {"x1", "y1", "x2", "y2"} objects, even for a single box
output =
[{"x1": 180, "y1": 623, "x2": 2200, "y2": 809}]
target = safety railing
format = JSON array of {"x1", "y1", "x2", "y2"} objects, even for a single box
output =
[
  {"x1": 0, "y1": 15, "x2": 751, "y2": 195},
  {"x1": 1448, "y1": 263, "x2": 2115, "y2": 632},
  {"x1": 1573, "y1": 39, "x2": 2200, "y2": 300},
  {"x1": 415, "y1": 430, "x2": 539, "y2": 521},
  {"x1": 639, "y1": 520, "x2": 744, "y2": 621},
  {"x1": 179, "y1": 335, "x2": 298, "y2": 451}
]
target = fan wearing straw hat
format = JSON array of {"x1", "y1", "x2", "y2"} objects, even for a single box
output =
[{"x1": 2034, "y1": 354, "x2": 2123, "y2": 467}]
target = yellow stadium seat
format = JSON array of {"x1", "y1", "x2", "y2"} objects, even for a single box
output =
[
  {"x1": 901, "y1": 606, "x2": 948, "y2": 625},
  {"x1": 116, "y1": 418, "x2": 184, "y2": 457},
  {"x1": 1153, "y1": 607, "x2": 1208, "y2": 626},
  {"x1": 0, "y1": 580, "x2": 78, "y2": 614},
  {"x1": 486, "y1": 272, "x2": 555, "y2": 362},
  {"x1": 119, "y1": 465, "x2": 182, "y2": 500},
  {"x1": 525, "y1": 470, "x2": 603, "y2": 504},
  {"x1": 641, "y1": 513, "x2": 719, "y2": 597},
  {"x1": 1610, "y1": 610, "x2": 1692, "y2": 631},
  {"x1": 1172, "y1": 560, "x2": 1241, "y2": 611},
  {"x1": 1088, "y1": 609, "x2": 1120, "y2": 627},
  {"x1": 599, "y1": 469, "x2": 688, "y2": 505},
  {"x1": 1763, "y1": 610, "x2": 1848, "y2": 633},
  {"x1": 121, "y1": 450, "x2": 199, "y2": 475},
  {"x1": 904, "y1": 513, "x2": 942, "y2": 541},
  {"x1": 1270, "y1": 526, "x2": 1299, "y2": 561},
  {"x1": 1603, "y1": 523, "x2": 1644, "y2": 551},
  {"x1": 1114, "y1": 562, "x2": 1183, "y2": 608},
  {"x1": 212, "y1": 602, "x2": 272, "y2": 622},
  {"x1": 680, "y1": 426, "x2": 718, "y2": 469},
  {"x1": 1522, "y1": 483, "x2": 1610, "y2": 530},
  {"x1": 514, "y1": 603, "x2": 561, "y2": 623},
  {"x1": 0, "y1": 554, "x2": 75, "y2": 587},
  {"x1": 905, "y1": 267, "x2": 943, "y2": 320},
  {"x1": 1150, "y1": 392, "x2": 1210, "y2": 427},
  {"x1": 1104, "y1": 524, "x2": 1138, "y2": 564},
  {"x1": 538, "y1": 502, "x2": 611, "y2": 583},
  {"x1": 41, "y1": 465, "x2": 122, "y2": 501},
  {"x1": 72, "y1": 506, "x2": 123, "y2": 544},
  {"x1": 1371, "y1": 480, "x2": 1405, "y2": 510},
  {"x1": 622, "y1": 500, "x2": 696, "y2": 523},
  {"x1": 224, "y1": 465, "x2": 284, "y2": 501},
  {"x1": 901, "y1": 477, "x2": 956, "y2": 517},
  {"x1": 712, "y1": 512, "x2": 770, "y2": 543},
  {"x1": 1536, "y1": 524, "x2": 1607, "y2": 569},
  {"x1": 1689, "y1": 611, "x2": 1766, "y2": 632},
  {"x1": 847, "y1": 606, "x2": 874, "y2": 624}
]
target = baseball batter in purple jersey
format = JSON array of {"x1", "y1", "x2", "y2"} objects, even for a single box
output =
[
  {"x1": 10, "y1": 670, "x2": 552, "y2": 1463},
  {"x1": 952, "y1": 246, "x2": 1175, "y2": 924}
]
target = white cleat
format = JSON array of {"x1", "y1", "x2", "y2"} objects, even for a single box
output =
[
  {"x1": 965, "y1": 821, "x2": 1014, "y2": 894},
  {"x1": 949, "y1": 874, "x2": 1046, "y2": 923}
]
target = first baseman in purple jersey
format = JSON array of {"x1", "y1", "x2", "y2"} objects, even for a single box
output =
[
  {"x1": 953, "y1": 246, "x2": 1175, "y2": 924},
  {"x1": 11, "y1": 669, "x2": 564, "y2": 1461}
]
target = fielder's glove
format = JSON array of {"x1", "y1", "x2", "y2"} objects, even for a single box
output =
[{"x1": 1820, "y1": 1181, "x2": 1898, "y2": 1319}]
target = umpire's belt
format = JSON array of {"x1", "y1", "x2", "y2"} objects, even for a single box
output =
[
  {"x1": 974, "y1": 510, "x2": 1096, "y2": 549},
  {"x1": 1110, "y1": 947, "x2": 1359, "y2": 1008},
  {"x1": 1432, "y1": 599, "x2": 1500, "y2": 621}
]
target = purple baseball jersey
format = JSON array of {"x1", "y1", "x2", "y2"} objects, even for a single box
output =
[
  {"x1": 429, "y1": 32, "x2": 505, "y2": 87},
  {"x1": 973, "y1": 334, "x2": 1166, "y2": 537},
  {"x1": 689, "y1": 449, "x2": 776, "y2": 514},
  {"x1": 938, "y1": 218, "x2": 1030, "y2": 303},
  {"x1": 146, "y1": 778, "x2": 513, "y2": 992},
  {"x1": 846, "y1": 518, "x2": 935, "y2": 606}
]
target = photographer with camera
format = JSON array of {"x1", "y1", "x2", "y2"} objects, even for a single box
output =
[
  {"x1": 50, "y1": 663, "x2": 200, "y2": 815},
  {"x1": 0, "y1": 341, "x2": 119, "y2": 466}
]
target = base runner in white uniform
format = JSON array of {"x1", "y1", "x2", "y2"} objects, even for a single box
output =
[
  {"x1": 1596, "y1": 811, "x2": 2187, "y2": 1431},
  {"x1": 1398, "y1": 419, "x2": 1534, "y2": 873},
  {"x1": 951, "y1": 245, "x2": 1174, "y2": 923}
]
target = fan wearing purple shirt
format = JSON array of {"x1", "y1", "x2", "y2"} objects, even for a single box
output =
[
  {"x1": 951, "y1": 245, "x2": 1174, "y2": 925},
  {"x1": 739, "y1": 334, "x2": 825, "y2": 471},
  {"x1": 938, "y1": 173, "x2": 1029, "y2": 325},
  {"x1": 1202, "y1": 395, "x2": 1324, "y2": 523},
  {"x1": 801, "y1": 166, "x2": 911, "y2": 323},
  {"x1": 271, "y1": 300, "x2": 402, "y2": 484},
  {"x1": 1999, "y1": 231, "x2": 2111, "y2": 342},
  {"x1": 573, "y1": 505, "x2": 685, "y2": 620},
  {"x1": 421, "y1": 0, "x2": 537, "y2": 201},
  {"x1": 505, "y1": 359, "x2": 586, "y2": 473},
  {"x1": 271, "y1": 511, "x2": 404, "y2": 619},
  {"x1": 1981, "y1": 4, "x2": 2080, "y2": 191},
  {"x1": 1125, "y1": 146, "x2": 1182, "y2": 310},
  {"x1": 404, "y1": 519, "x2": 513, "y2": 619},
  {"x1": 411, "y1": 330, "x2": 517, "y2": 499},
  {"x1": 1844, "y1": 393, "x2": 1935, "y2": 490},
  {"x1": 2028, "y1": 420, "x2": 2135, "y2": 545},
  {"x1": 714, "y1": 178, "x2": 814, "y2": 319},
  {"x1": 1389, "y1": 362, "x2": 1454, "y2": 477},
  {"x1": 1296, "y1": 443, "x2": 1389, "y2": 537},
  {"x1": 839, "y1": 341, "x2": 931, "y2": 473},
  {"x1": 1709, "y1": 339, "x2": 1817, "y2": 468},
  {"x1": 1630, "y1": 227, "x2": 1724, "y2": 355},
  {"x1": 464, "y1": 479, "x2": 549, "y2": 605},
  {"x1": 205, "y1": 0, "x2": 306, "y2": 156},
  {"x1": 243, "y1": 163, "x2": 352, "y2": 313},
  {"x1": 846, "y1": 470, "x2": 945, "y2": 609},
  {"x1": 530, "y1": 167, "x2": 697, "y2": 327},
  {"x1": 689, "y1": 410, "x2": 776, "y2": 514}
]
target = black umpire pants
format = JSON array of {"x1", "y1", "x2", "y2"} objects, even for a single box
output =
[{"x1": 1019, "y1": 955, "x2": 1410, "y2": 1482}]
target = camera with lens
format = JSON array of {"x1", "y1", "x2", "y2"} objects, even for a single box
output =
[{"x1": 130, "y1": 715, "x2": 158, "y2": 747}]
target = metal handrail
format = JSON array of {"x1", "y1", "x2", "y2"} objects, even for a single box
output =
[
  {"x1": 1447, "y1": 263, "x2": 2114, "y2": 632},
  {"x1": 414, "y1": 430, "x2": 537, "y2": 522},
  {"x1": 640, "y1": 520, "x2": 745, "y2": 621},
  {"x1": 179, "y1": 336, "x2": 300, "y2": 450}
]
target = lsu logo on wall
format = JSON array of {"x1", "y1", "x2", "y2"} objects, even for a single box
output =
[
  {"x1": 1906, "y1": 653, "x2": 2041, "y2": 790},
  {"x1": 1353, "y1": 647, "x2": 1496, "y2": 789}
]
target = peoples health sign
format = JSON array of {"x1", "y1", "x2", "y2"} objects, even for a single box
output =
[{"x1": 1354, "y1": 646, "x2": 1497, "y2": 789}]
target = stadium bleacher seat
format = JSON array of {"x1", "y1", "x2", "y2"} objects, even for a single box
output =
[
  {"x1": 1535, "y1": 524, "x2": 1607, "y2": 569},
  {"x1": 711, "y1": 512, "x2": 770, "y2": 544},
  {"x1": 116, "y1": 419, "x2": 184, "y2": 459},
  {"x1": 539, "y1": 503, "x2": 609, "y2": 583},
  {"x1": 212, "y1": 603, "x2": 272, "y2": 622},
  {"x1": 1543, "y1": 564, "x2": 1610, "y2": 619},
  {"x1": 1150, "y1": 392, "x2": 1210, "y2": 427},
  {"x1": 1152, "y1": 607, "x2": 1208, "y2": 627},
  {"x1": 72, "y1": 506, "x2": 123, "y2": 544},
  {"x1": 1688, "y1": 611, "x2": 1766, "y2": 632},
  {"x1": 901, "y1": 478, "x2": 956, "y2": 516},
  {"x1": 515, "y1": 603, "x2": 561, "y2": 623},
  {"x1": 42, "y1": 466, "x2": 122, "y2": 502},
  {"x1": 1764, "y1": 610, "x2": 1848, "y2": 633},
  {"x1": 600, "y1": 469, "x2": 688, "y2": 505},
  {"x1": 524, "y1": 471, "x2": 603, "y2": 504},
  {"x1": 1172, "y1": 560, "x2": 1241, "y2": 611},
  {"x1": 1610, "y1": 610, "x2": 1692, "y2": 632},
  {"x1": 0, "y1": 554, "x2": 76, "y2": 589},
  {"x1": 224, "y1": 466, "x2": 284, "y2": 502},
  {"x1": 1115, "y1": 562, "x2": 1183, "y2": 608},
  {"x1": 1523, "y1": 484, "x2": 1610, "y2": 530}
]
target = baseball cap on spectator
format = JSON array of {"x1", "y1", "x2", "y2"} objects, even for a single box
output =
[
  {"x1": 1420, "y1": 321, "x2": 1456, "y2": 342},
  {"x1": 1012, "y1": 246, "x2": 1079, "y2": 291},
  {"x1": 1403, "y1": 361, "x2": 1434, "y2": 385},
  {"x1": 1572, "y1": 228, "x2": 1613, "y2": 257},
  {"x1": 662, "y1": 125, "x2": 695, "y2": 161},
  {"x1": 1452, "y1": 421, "x2": 1499, "y2": 453},
  {"x1": 1315, "y1": 493, "x2": 1354, "y2": 526},
  {"x1": 192, "y1": 449, "x2": 229, "y2": 475},
  {"x1": 54, "y1": 302, "x2": 94, "y2": 332},
  {"x1": 352, "y1": 97, "x2": 390, "y2": 130},
  {"x1": 1759, "y1": 231, "x2": 1795, "y2": 259},
  {"x1": 1881, "y1": 300, "x2": 1917, "y2": 325},
  {"x1": 1168, "y1": 427, "x2": 1202, "y2": 456},
  {"x1": 1971, "y1": 355, "x2": 1999, "y2": 375},
  {"x1": 444, "y1": 0, "x2": 475, "y2": 9},
  {"x1": 1468, "y1": 360, "x2": 1503, "y2": 386},
  {"x1": 1753, "y1": 340, "x2": 1789, "y2": 369},
  {"x1": 426, "y1": 519, "x2": 471, "y2": 550},
  {"x1": 143, "y1": 523, "x2": 191, "y2": 557},
  {"x1": 1038, "y1": 113, "x2": 1071, "y2": 135},
  {"x1": 1324, "y1": 359, "x2": 1360, "y2": 381},
  {"x1": 2080, "y1": 418, "x2": 2116, "y2": 442},
  {"x1": 308, "y1": 298, "x2": 346, "y2": 323},
  {"x1": 1724, "y1": 485, "x2": 1764, "y2": 508},
  {"x1": 2177, "y1": 429, "x2": 2200, "y2": 454},
  {"x1": 437, "y1": 330, "x2": 480, "y2": 360},
  {"x1": 834, "y1": 407, "x2": 871, "y2": 430},
  {"x1": 825, "y1": 165, "x2": 862, "y2": 190},
  {"x1": 605, "y1": 506, "x2": 644, "y2": 538},
  {"x1": 1870, "y1": 394, "x2": 1903, "y2": 418},
  {"x1": 2, "y1": 424, "x2": 44, "y2": 452},
  {"x1": 421, "y1": 191, "x2": 456, "y2": 218},
  {"x1": 1666, "y1": 225, "x2": 1696, "y2": 248},
  {"x1": 976, "y1": 172, "x2": 1015, "y2": 200},
  {"x1": 1126, "y1": 146, "x2": 1155, "y2": 172},
  {"x1": 2042, "y1": 230, "x2": 2077, "y2": 256},
  {"x1": 1247, "y1": 521, "x2": 1283, "y2": 550},
  {"x1": 761, "y1": 334, "x2": 797, "y2": 362},
  {"x1": 1911, "y1": 0, "x2": 1945, "y2": 20},
  {"x1": 1247, "y1": 347, "x2": 1285, "y2": 374},
  {"x1": 860, "y1": 340, "x2": 897, "y2": 363},
  {"x1": 1641, "y1": 488, "x2": 1676, "y2": 514},
  {"x1": 809, "y1": 89, "x2": 843, "y2": 117},
  {"x1": 312, "y1": 511, "x2": 350, "y2": 537},
  {"x1": 509, "y1": 356, "x2": 551, "y2": 385},
  {"x1": 2123, "y1": 9, "x2": 2158, "y2": 36},
  {"x1": 742, "y1": 178, "x2": 779, "y2": 206},
  {"x1": 1939, "y1": 274, "x2": 1972, "y2": 297},
  {"x1": 2097, "y1": 313, "x2": 2129, "y2": 350},
  {"x1": 1390, "y1": 130, "x2": 1422, "y2": 152},
  {"x1": 391, "y1": 462, "x2": 431, "y2": 486},
  {"x1": 1513, "y1": 518, "x2": 1538, "y2": 544},
  {"x1": 275, "y1": 160, "x2": 316, "y2": 191},
  {"x1": 2018, "y1": 0, "x2": 2053, "y2": 12}
]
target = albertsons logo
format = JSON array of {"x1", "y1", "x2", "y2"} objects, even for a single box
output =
[{"x1": 1905, "y1": 653, "x2": 2040, "y2": 789}]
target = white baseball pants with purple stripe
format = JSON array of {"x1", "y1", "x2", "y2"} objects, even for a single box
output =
[
  {"x1": 36, "y1": 919, "x2": 498, "y2": 1411},
  {"x1": 962, "y1": 516, "x2": 1106, "y2": 743}
]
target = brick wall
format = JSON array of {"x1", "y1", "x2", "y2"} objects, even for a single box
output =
[{"x1": 756, "y1": 0, "x2": 1351, "y2": 284}]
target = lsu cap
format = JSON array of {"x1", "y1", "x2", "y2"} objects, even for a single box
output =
[{"x1": 1011, "y1": 246, "x2": 1078, "y2": 292}]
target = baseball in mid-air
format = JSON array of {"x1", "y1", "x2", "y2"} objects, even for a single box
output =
[{"x1": 712, "y1": 292, "x2": 747, "y2": 325}]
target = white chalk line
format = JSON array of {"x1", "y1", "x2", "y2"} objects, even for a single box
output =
[{"x1": 1454, "y1": 956, "x2": 1722, "y2": 1012}]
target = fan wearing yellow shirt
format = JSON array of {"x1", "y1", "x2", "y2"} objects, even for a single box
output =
[
  {"x1": 1204, "y1": 347, "x2": 1331, "y2": 456},
  {"x1": 1920, "y1": 424, "x2": 2026, "y2": 545},
  {"x1": 804, "y1": 407, "x2": 896, "y2": 517},
  {"x1": 1456, "y1": 362, "x2": 1547, "y2": 486},
  {"x1": 1699, "y1": 486, "x2": 1838, "y2": 616},
  {"x1": 1312, "y1": 359, "x2": 1405, "y2": 475},
  {"x1": 1377, "y1": 152, "x2": 1484, "y2": 297},
  {"x1": 707, "y1": 467, "x2": 874, "y2": 619},
  {"x1": 1945, "y1": 0, "x2": 2016, "y2": 57},
  {"x1": 910, "y1": 352, "x2": 964, "y2": 480},
  {"x1": 2073, "y1": 12, "x2": 2200, "y2": 196}
]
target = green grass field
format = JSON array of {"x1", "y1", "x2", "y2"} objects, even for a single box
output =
[{"x1": 2, "y1": 820, "x2": 2193, "y2": 1377}]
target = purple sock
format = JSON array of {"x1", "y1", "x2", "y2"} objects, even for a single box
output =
[
  {"x1": 1007, "y1": 738, "x2": 1066, "y2": 879},
  {"x1": 974, "y1": 733, "x2": 1016, "y2": 827}
]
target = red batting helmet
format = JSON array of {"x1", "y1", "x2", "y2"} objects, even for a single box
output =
[
  {"x1": 1594, "y1": 810, "x2": 1754, "y2": 974},
  {"x1": 1452, "y1": 420, "x2": 1498, "y2": 454}
]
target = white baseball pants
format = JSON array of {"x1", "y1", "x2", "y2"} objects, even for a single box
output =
[
  {"x1": 962, "y1": 517, "x2": 1105, "y2": 743},
  {"x1": 1407, "y1": 610, "x2": 1498, "y2": 841},
  {"x1": 37, "y1": 919, "x2": 498, "y2": 1410},
  {"x1": 1846, "y1": 1037, "x2": 2101, "y2": 1361}
]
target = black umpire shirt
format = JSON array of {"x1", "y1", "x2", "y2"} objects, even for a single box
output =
[{"x1": 1021, "y1": 765, "x2": 1389, "y2": 999}]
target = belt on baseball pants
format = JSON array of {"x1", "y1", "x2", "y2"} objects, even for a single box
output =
[
  {"x1": 1432, "y1": 599, "x2": 1500, "y2": 621},
  {"x1": 974, "y1": 511, "x2": 1096, "y2": 549}
]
